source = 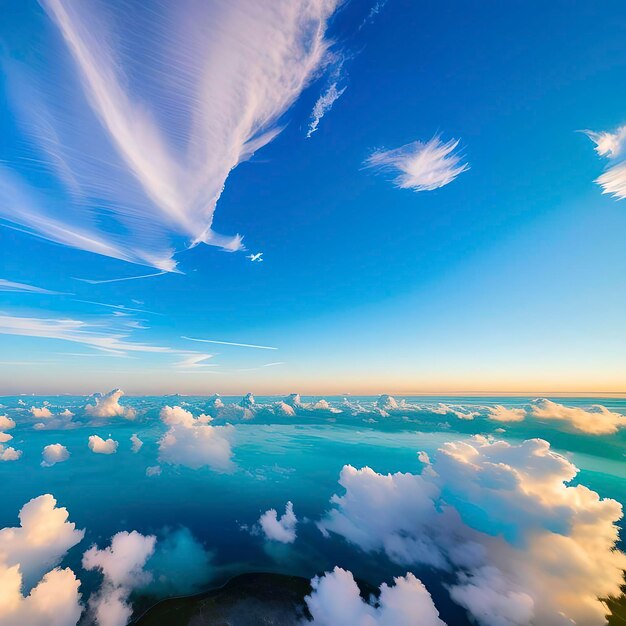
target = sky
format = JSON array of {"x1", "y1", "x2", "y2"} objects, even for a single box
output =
[{"x1": 1, "y1": 0, "x2": 625, "y2": 395}]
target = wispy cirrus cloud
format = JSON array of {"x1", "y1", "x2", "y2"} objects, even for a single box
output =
[
  {"x1": 0, "y1": 313, "x2": 172, "y2": 357},
  {"x1": 585, "y1": 124, "x2": 626, "y2": 199},
  {"x1": 174, "y1": 353, "x2": 217, "y2": 369},
  {"x1": 0, "y1": 0, "x2": 341, "y2": 270},
  {"x1": 73, "y1": 272, "x2": 168, "y2": 285},
  {"x1": 365, "y1": 136, "x2": 469, "y2": 192},
  {"x1": 307, "y1": 83, "x2": 346, "y2": 138},
  {"x1": 0, "y1": 278, "x2": 65, "y2": 295},
  {"x1": 182, "y1": 336, "x2": 278, "y2": 350}
]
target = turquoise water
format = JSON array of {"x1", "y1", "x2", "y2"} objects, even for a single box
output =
[{"x1": 2, "y1": 395, "x2": 625, "y2": 623}]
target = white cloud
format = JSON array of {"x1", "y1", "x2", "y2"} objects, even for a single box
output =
[
  {"x1": 173, "y1": 353, "x2": 216, "y2": 369},
  {"x1": 0, "y1": 564, "x2": 83, "y2": 626},
  {"x1": 0, "y1": 279, "x2": 64, "y2": 295},
  {"x1": 130, "y1": 434, "x2": 143, "y2": 453},
  {"x1": 41, "y1": 444, "x2": 70, "y2": 467},
  {"x1": 146, "y1": 465, "x2": 161, "y2": 477},
  {"x1": 0, "y1": 494, "x2": 84, "y2": 590},
  {"x1": 586, "y1": 125, "x2": 626, "y2": 199},
  {"x1": 305, "y1": 567, "x2": 446, "y2": 626},
  {"x1": 531, "y1": 398, "x2": 625, "y2": 434},
  {"x1": 307, "y1": 82, "x2": 346, "y2": 138},
  {"x1": 365, "y1": 136, "x2": 469, "y2": 192},
  {"x1": 0, "y1": 445, "x2": 22, "y2": 461},
  {"x1": 33, "y1": 410, "x2": 77, "y2": 431},
  {"x1": 486, "y1": 405, "x2": 526, "y2": 423},
  {"x1": 83, "y1": 531, "x2": 156, "y2": 626},
  {"x1": 0, "y1": 415, "x2": 17, "y2": 452},
  {"x1": 587, "y1": 126, "x2": 626, "y2": 159},
  {"x1": 430, "y1": 403, "x2": 478, "y2": 420},
  {"x1": 318, "y1": 436, "x2": 626, "y2": 626},
  {"x1": 274, "y1": 401, "x2": 296, "y2": 416},
  {"x1": 30, "y1": 406, "x2": 53, "y2": 419},
  {"x1": 0, "y1": 497, "x2": 83, "y2": 626},
  {"x1": 158, "y1": 406, "x2": 235, "y2": 472},
  {"x1": 88, "y1": 435, "x2": 118, "y2": 455},
  {"x1": 85, "y1": 389, "x2": 136, "y2": 419},
  {"x1": 376, "y1": 394, "x2": 399, "y2": 412},
  {"x1": 0, "y1": 313, "x2": 172, "y2": 357},
  {"x1": 182, "y1": 336, "x2": 278, "y2": 350},
  {"x1": 0, "y1": 414, "x2": 16, "y2": 431},
  {"x1": 2, "y1": 0, "x2": 340, "y2": 269},
  {"x1": 240, "y1": 392, "x2": 256, "y2": 408},
  {"x1": 259, "y1": 501, "x2": 298, "y2": 544}
]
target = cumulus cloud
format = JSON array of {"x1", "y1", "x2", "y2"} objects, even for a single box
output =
[
  {"x1": 376, "y1": 394, "x2": 399, "y2": 412},
  {"x1": 305, "y1": 566, "x2": 446, "y2": 626},
  {"x1": 0, "y1": 497, "x2": 82, "y2": 626},
  {"x1": 1, "y1": 0, "x2": 341, "y2": 269},
  {"x1": 430, "y1": 403, "x2": 478, "y2": 421},
  {"x1": 259, "y1": 501, "x2": 298, "y2": 544},
  {"x1": 0, "y1": 494, "x2": 84, "y2": 590},
  {"x1": 88, "y1": 435, "x2": 118, "y2": 455},
  {"x1": 318, "y1": 436, "x2": 626, "y2": 626},
  {"x1": 130, "y1": 434, "x2": 143, "y2": 453},
  {"x1": 30, "y1": 406, "x2": 53, "y2": 419},
  {"x1": 365, "y1": 136, "x2": 469, "y2": 192},
  {"x1": 83, "y1": 531, "x2": 156, "y2": 626},
  {"x1": 0, "y1": 565, "x2": 83, "y2": 626},
  {"x1": 586, "y1": 125, "x2": 626, "y2": 199},
  {"x1": 41, "y1": 444, "x2": 70, "y2": 467},
  {"x1": 240, "y1": 392, "x2": 256, "y2": 409},
  {"x1": 84, "y1": 389, "x2": 136, "y2": 419},
  {"x1": 276, "y1": 393, "x2": 341, "y2": 416},
  {"x1": 274, "y1": 401, "x2": 296, "y2": 416},
  {"x1": 0, "y1": 414, "x2": 18, "y2": 455},
  {"x1": 33, "y1": 410, "x2": 77, "y2": 431},
  {"x1": 146, "y1": 465, "x2": 162, "y2": 477},
  {"x1": 0, "y1": 414, "x2": 16, "y2": 431},
  {"x1": 531, "y1": 398, "x2": 625, "y2": 434},
  {"x1": 0, "y1": 445, "x2": 22, "y2": 461},
  {"x1": 486, "y1": 405, "x2": 526, "y2": 423},
  {"x1": 158, "y1": 406, "x2": 235, "y2": 472}
]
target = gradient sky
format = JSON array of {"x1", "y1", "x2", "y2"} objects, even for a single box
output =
[{"x1": 1, "y1": 0, "x2": 625, "y2": 395}]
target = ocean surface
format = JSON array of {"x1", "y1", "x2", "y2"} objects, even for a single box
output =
[{"x1": 2, "y1": 394, "x2": 625, "y2": 624}]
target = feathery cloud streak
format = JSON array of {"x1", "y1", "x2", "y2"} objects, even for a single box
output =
[
  {"x1": 182, "y1": 336, "x2": 278, "y2": 350},
  {"x1": 0, "y1": 0, "x2": 340, "y2": 269},
  {"x1": 366, "y1": 136, "x2": 468, "y2": 192},
  {"x1": 0, "y1": 279, "x2": 64, "y2": 295},
  {"x1": 586, "y1": 124, "x2": 626, "y2": 199},
  {"x1": 0, "y1": 313, "x2": 172, "y2": 356}
]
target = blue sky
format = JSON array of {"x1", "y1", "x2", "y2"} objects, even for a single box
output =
[{"x1": 1, "y1": 0, "x2": 625, "y2": 394}]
